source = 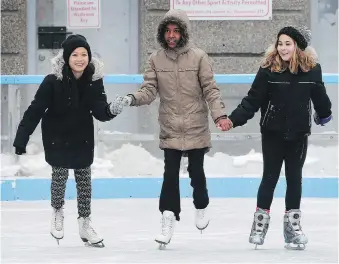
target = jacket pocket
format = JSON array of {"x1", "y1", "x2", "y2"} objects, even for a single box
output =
[
  {"x1": 156, "y1": 68, "x2": 177, "y2": 100},
  {"x1": 187, "y1": 113, "x2": 209, "y2": 134},
  {"x1": 158, "y1": 114, "x2": 176, "y2": 139},
  {"x1": 178, "y1": 68, "x2": 200, "y2": 97}
]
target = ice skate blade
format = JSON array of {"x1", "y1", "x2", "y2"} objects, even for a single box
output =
[
  {"x1": 196, "y1": 221, "x2": 210, "y2": 232},
  {"x1": 155, "y1": 239, "x2": 171, "y2": 249},
  {"x1": 285, "y1": 243, "x2": 306, "y2": 250},
  {"x1": 50, "y1": 232, "x2": 63, "y2": 245},
  {"x1": 82, "y1": 238, "x2": 105, "y2": 248},
  {"x1": 84, "y1": 241, "x2": 105, "y2": 248}
]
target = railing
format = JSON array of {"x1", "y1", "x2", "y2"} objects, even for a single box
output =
[
  {"x1": 1, "y1": 73, "x2": 339, "y2": 84},
  {"x1": 1, "y1": 74, "x2": 338, "y2": 155}
]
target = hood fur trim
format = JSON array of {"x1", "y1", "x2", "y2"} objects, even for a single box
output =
[
  {"x1": 157, "y1": 9, "x2": 190, "y2": 49},
  {"x1": 51, "y1": 50, "x2": 104, "y2": 81}
]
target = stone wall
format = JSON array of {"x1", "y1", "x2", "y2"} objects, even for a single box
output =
[
  {"x1": 1, "y1": 0, "x2": 27, "y2": 74},
  {"x1": 139, "y1": 0, "x2": 310, "y2": 73}
]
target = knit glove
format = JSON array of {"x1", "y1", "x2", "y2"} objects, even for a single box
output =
[
  {"x1": 121, "y1": 95, "x2": 133, "y2": 106},
  {"x1": 109, "y1": 96, "x2": 124, "y2": 115}
]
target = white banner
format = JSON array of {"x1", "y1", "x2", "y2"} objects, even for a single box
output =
[
  {"x1": 67, "y1": 0, "x2": 101, "y2": 28},
  {"x1": 170, "y1": 0, "x2": 272, "y2": 20}
]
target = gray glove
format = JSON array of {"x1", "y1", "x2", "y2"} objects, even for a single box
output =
[
  {"x1": 121, "y1": 95, "x2": 133, "y2": 106},
  {"x1": 109, "y1": 96, "x2": 124, "y2": 115}
]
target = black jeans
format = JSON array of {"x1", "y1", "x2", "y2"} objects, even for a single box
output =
[
  {"x1": 257, "y1": 133, "x2": 308, "y2": 211},
  {"x1": 159, "y1": 148, "x2": 209, "y2": 221}
]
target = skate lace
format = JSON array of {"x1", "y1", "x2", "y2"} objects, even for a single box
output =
[
  {"x1": 84, "y1": 218, "x2": 98, "y2": 237},
  {"x1": 53, "y1": 209, "x2": 64, "y2": 231},
  {"x1": 161, "y1": 215, "x2": 174, "y2": 236}
]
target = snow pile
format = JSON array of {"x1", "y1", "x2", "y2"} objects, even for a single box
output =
[{"x1": 1, "y1": 142, "x2": 337, "y2": 179}]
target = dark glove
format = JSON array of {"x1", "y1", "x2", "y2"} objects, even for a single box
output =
[
  {"x1": 314, "y1": 112, "x2": 332, "y2": 126},
  {"x1": 15, "y1": 146, "x2": 26, "y2": 155}
]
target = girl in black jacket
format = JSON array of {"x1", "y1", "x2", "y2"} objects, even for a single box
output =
[
  {"x1": 227, "y1": 26, "x2": 332, "y2": 250},
  {"x1": 13, "y1": 35, "x2": 123, "y2": 247}
]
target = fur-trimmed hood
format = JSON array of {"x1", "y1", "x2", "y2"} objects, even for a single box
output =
[
  {"x1": 157, "y1": 9, "x2": 191, "y2": 51},
  {"x1": 50, "y1": 51, "x2": 104, "y2": 81}
]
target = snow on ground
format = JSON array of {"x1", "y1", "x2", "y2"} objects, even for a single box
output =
[{"x1": 1, "y1": 141, "x2": 338, "y2": 179}]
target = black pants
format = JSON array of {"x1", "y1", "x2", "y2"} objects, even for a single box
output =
[
  {"x1": 159, "y1": 148, "x2": 209, "y2": 221},
  {"x1": 257, "y1": 134, "x2": 308, "y2": 211}
]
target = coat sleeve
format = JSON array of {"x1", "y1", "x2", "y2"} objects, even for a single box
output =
[
  {"x1": 129, "y1": 53, "x2": 158, "y2": 106},
  {"x1": 13, "y1": 75, "x2": 54, "y2": 149},
  {"x1": 310, "y1": 64, "x2": 332, "y2": 118},
  {"x1": 90, "y1": 78, "x2": 116, "y2": 122},
  {"x1": 198, "y1": 53, "x2": 227, "y2": 122},
  {"x1": 228, "y1": 67, "x2": 269, "y2": 127}
]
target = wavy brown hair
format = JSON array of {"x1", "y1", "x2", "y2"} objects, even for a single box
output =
[{"x1": 261, "y1": 41, "x2": 318, "y2": 74}]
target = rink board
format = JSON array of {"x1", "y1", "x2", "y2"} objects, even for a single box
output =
[{"x1": 1, "y1": 177, "x2": 337, "y2": 201}]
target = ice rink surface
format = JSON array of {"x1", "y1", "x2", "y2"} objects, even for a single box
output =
[{"x1": 1, "y1": 198, "x2": 338, "y2": 263}]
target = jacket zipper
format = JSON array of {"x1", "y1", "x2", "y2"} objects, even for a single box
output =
[
  {"x1": 261, "y1": 101, "x2": 272, "y2": 126},
  {"x1": 174, "y1": 60, "x2": 184, "y2": 150}
]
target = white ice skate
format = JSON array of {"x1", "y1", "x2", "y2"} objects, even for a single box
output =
[
  {"x1": 284, "y1": 209, "x2": 308, "y2": 250},
  {"x1": 78, "y1": 217, "x2": 104, "y2": 248},
  {"x1": 155, "y1": 210, "x2": 176, "y2": 249},
  {"x1": 249, "y1": 208, "x2": 270, "y2": 249},
  {"x1": 195, "y1": 208, "x2": 209, "y2": 233},
  {"x1": 50, "y1": 208, "x2": 64, "y2": 245}
]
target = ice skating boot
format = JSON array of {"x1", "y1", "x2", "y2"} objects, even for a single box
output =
[
  {"x1": 284, "y1": 209, "x2": 308, "y2": 250},
  {"x1": 50, "y1": 207, "x2": 64, "y2": 245},
  {"x1": 195, "y1": 208, "x2": 209, "y2": 232},
  {"x1": 249, "y1": 208, "x2": 270, "y2": 249},
  {"x1": 155, "y1": 210, "x2": 176, "y2": 248},
  {"x1": 78, "y1": 217, "x2": 104, "y2": 247}
]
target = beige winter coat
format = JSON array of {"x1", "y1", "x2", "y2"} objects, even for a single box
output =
[{"x1": 130, "y1": 9, "x2": 226, "y2": 151}]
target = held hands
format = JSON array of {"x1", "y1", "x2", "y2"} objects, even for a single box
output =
[
  {"x1": 216, "y1": 117, "x2": 233, "y2": 131},
  {"x1": 109, "y1": 95, "x2": 133, "y2": 115}
]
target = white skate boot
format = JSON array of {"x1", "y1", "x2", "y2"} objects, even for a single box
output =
[
  {"x1": 78, "y1": 217, "x2": 104, "y2": 247},
  {"x1": 284, "y1": 209, "x2": 308, "y2": 250},
  {"x1": 155, "y1": 210, "x2": 176, "y2": 248},
  {"x1": 195, "y1": 208, "x2": 209, "y2": 232},
  {"x1": 50, "y1": 208, "x2": 64, "y2": 245},
  {"x1": 249, "y1": 208, "x2": 270, "y2": 249}
]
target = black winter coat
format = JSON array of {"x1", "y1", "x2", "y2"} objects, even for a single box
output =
[
  {"x1": 228, "y1": 64, "x2": 332, "y2": 140},
  {"x1": 13, "y1": 58, "x2": 115, "y2": 169}
]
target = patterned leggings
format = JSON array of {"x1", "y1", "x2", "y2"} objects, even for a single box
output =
[{"x1": 51, "y1": 166, "x2": 92, "y2": 218}]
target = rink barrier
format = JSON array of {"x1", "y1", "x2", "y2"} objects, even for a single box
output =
[
  {"x1": 1, "y1": 73, "x2": 339, "y2": 84},
  {"x1": 1, "y1": 74, "x2": 338, "y2": 201},
  {"x1": 1, "y1": 177, "x2": 337, "y2": 201}
]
